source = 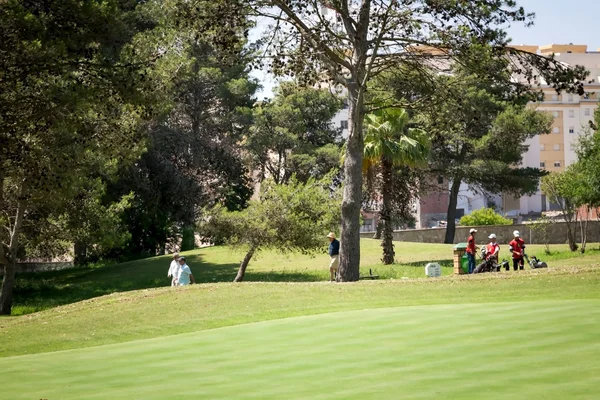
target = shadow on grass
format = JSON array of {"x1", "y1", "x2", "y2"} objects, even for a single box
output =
[
  {"x1": 11, "y1": 252, "x2": 329, "y2": 315},
  {"x1": 11, "y1": 252, "x2": 461, "y2": 315}
]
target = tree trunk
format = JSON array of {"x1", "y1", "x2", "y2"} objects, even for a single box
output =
[
  {"x1": 0, "y1": 184, "x2": 26, "y2": 315},
  {"x1": 444, "y1": 177, "x2": 462, "y2": 244},
  {"x1": 74, "y1": 241, "x2": 87, "y2": 266},
  {"x1": 563, "y1": 200, "x2": 578, "y2": 252},
  {"x1": 0, "y1": 167, "x2": 7, "y2": 266},
  {"x1": 579, "y1": 206, "x2": 589, "y2": 254},
  {"x1": 0, "y1": 259, "x2": 17, "y2": 315},
  {"x1": 234, "y1": 246, "x2": 256, "y2": 282},
  {"x1": 372, "y1": 219, "x2": 383, "y2": 239},
  {"x1": 380, "y1": 159, "x2": 394, "y2": 264},
  {"x1": 338, "y1": 83, "x2": 364, "y2": 282},
  {"x1": 566, "y1": 225, "x2": 577, "y2": 251}
]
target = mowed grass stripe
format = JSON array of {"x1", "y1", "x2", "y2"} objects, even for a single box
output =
[
  {"x1": 3, "y1": 268, "x2": 599, "y2": 357},
  {"x1": 1, "y1": 300, "x2": 599, "y2": 400}
]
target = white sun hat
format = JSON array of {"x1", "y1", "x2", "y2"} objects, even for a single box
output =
[
  {"x1": 513, "y1": 230, "x2": 520, "y2": 237},
  {"x1": 488, "y1": 233, "x2": 496, "y2": 239}
]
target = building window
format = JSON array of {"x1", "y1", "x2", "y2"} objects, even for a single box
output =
[
  {"x1": 569, "y1": 126, "x2": 575, "y2": 134},
  {"x1": 342, "y1": 98, "x2": 349, "y2": 109},
  {"x1": 437, "y1": 176, "x2": 444, "y2": 184},
  {"x1": 553, "y1": 144, "x2": 560, "y2": 151},
  {"x1": 553, "y1": 127, "x2": 560, "y2": 134},
  {"x1": 569, "y1": 110, "x2": 575, "y2": 118},
  {"x1": 585, "y1": 108, "x2": 590, "y2": 116},
  {"x1": 552, "y1": 94, "x2": 558, "y2": 101},
  {"x1": 540, "y1": 144, "x2": 545, "y2": 151},
  {"x1": 554, "y1": 161, "x2": 561, "y2": 168},
  {"x1": 540, "y1": 162, "x2": 546, "y2": 168},
  {"x1": 552, "y1": 111, "x2": 559, "y2": 118},
  {"x1": 567, "y1": 94, "x2": 574, "y2": 102},
  {"x1": 570, "y1": 143, "x2": 576, "y2": 151},
  {"x1": 340, "y1": 120, "x2": 349, "y2": 130}
]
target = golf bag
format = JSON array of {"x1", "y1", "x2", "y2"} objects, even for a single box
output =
[
  {"x1": 473, "y1": 248, "x2": 505, "y2": 274},
  {"x1": 473, "y1": 258, "x2": 499, "y2": 273},
  {"x1": 524, "y1": 254, "x2": 548, "y2": 269}
]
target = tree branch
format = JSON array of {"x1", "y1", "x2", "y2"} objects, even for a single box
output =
[{"x1": 268, "y1": 1, "x2": 353, "y2": 70}]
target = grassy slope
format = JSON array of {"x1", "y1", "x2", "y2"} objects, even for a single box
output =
[
  {"x1": 11, "y1": 240, "x2": 599, "y2": 315},
  {"x1": 1, "y1": 300, "x2": 599, "y2": 399},
  {"x1": 1, "y1": 242, "x2": 600, "y2": 398},
  {"x1": 1, "y1": 263, "x2": 599, "y2": 357},
  {"x1": 11, "y1": 240, "x2": 455, "y2": 315}
]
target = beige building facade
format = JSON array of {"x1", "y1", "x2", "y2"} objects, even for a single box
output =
[
  {"x1": 448, "y1": 44, "x2": 600, "y2": 224},
  {"x1": 508, "y1": 44, "x2": 600, "y2": 214}
]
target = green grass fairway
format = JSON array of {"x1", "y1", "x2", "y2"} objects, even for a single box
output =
[
  {"x1": 11, "y1": 240, "x2": 600, "y2": 315},
  {"x1": 2, "y1": 300, "x2": 599, "y2": 399}
]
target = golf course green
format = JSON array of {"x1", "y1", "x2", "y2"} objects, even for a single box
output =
[
  {"x1": 1, "y1": 300, "x2": 599, "y2": 399},
  {"x1": 2, "y1": 241, "x2": 600, "y2": 398}
]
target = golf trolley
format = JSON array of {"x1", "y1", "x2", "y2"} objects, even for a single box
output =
[
  {"x1": 473, "y1": 247, "x2": 508, "y2": 274},
  {"x1": 524, "y1": 254, "x2": 548, "y2": 269}
]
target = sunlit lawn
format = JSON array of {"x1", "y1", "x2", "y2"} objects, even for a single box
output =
[
  {"x1": 10, "y1": 239, "x2": 600, "y2": 315},
  {"x1": 1, "y1": 240, "x2": 599, "y2": 398}
]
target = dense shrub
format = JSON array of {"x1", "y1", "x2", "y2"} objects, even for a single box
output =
[{"x1": 460, "y1": 208, "x2": 512, "y2": 226}]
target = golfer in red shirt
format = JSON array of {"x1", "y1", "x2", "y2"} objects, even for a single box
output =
[
  {"x1": 485, "y1": 234, "x2": 500, "y2": 263},
  {"x1": 509, "y1": 230, "x2": 526, "y2": 271},
  {"x1": 466, "y1": 228, "x2": 477, "y2": 274}
]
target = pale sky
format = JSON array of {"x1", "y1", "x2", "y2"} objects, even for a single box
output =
[{"x1": 250, "y1": 0, "x2": 600, "y2": 98}]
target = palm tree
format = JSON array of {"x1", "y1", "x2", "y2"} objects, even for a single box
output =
[{"x1": 363, "y1": 108, "x2": 429, "y2": 264}]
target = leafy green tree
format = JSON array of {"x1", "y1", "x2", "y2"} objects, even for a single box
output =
[
  {"x1": 0, "y1": 0, "x2": 162, "y2": 314},
  {"x1": 550, "y1": 162, "x2": 599, "y2": 254},
  {"x1": 575, "y1": 109, "x2": 600, "y2": 203},
  {"x1": 363, "y1": 109, "x2": 429, "y2": 264},
  {"x1": 246, "y1": 82, "x2": 342, "y2": 185},
  {"x1": 415, "y1": 64, "x2": 553, "y2": 244},
  {"x1": 568, "y1": 165, "x2": 595, "y2": 254},
  {"x1": 246, "y1": 0, "x2": 588, "y2": 281},
  {"x1": 540, "y1": 170, "x2": 579, "y2": 252},
  {"x1": 199, "y1": 176, "x2": 341, "y2": 282},
  {"x1": 573, "y1": 110, "x2": 600, "y2": 252},
  {"x1": 459, "y1": 208, "x2": 513, "y2": 227},
  {"x1": 106, "y1": 36, "x2": 258, "y2": 257}
]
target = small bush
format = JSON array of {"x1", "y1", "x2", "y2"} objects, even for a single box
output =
[{"x1": 460, "y1": 208, "x2": 512, "y2": 226}]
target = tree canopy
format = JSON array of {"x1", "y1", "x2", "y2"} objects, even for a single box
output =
[
  {"x1": 387, "y1": 58, "x2": 553, "y2": 243},
  {"x1": 199, "y1": 176, "x2": 341, "y2": 281},
  {"x1": 363, "y1": 108, "x2": 429, "y2": 264},
  {"x1": 245, "y1": 82, "x2": 343, "y2": 185},
  {"x1": 0, "y1": 0, "x2": 164, "y2": 314},
  {"x1": 0, "y1": 0, "x2": 255, "y2": 314}
]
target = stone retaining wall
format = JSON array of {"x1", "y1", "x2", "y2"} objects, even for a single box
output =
[{"x1": 361, "y1": 221, "x2": 600, "y2": 245}]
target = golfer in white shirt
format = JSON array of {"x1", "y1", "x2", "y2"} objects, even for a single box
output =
[
  {"x1": 176, "y1": 256, "x2": 195, "y2": 286},
  {"x1": 167, "y1": 253, "x2": 180, "y2": 286}
]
